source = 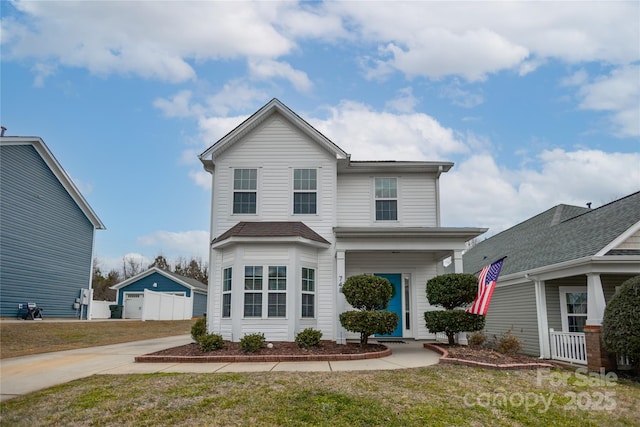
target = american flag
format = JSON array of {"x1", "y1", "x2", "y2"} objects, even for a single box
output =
[{"x1": 466, "y1": 258, "x2": 504, "y2": 316}]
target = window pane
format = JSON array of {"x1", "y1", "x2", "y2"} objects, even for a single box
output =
[
  {"x1": 294, "y1": 169, "x2": 316, "y2": 190},
  {"x1": 244, "y1": 293, "x2": 262, "y2": 317},
  {"x1": 302, "y1": 294, "x2": 315, "y2": 318},
  {"x1": 268, "y1": 293, "x2": 286, "y2": 317},
  {"x1": 244, "y1": 266, "x2": 262, "y2": 290},
  {"x1": 376, "y1": 200, "x2": 397, "y2": 221},
  {"x1": 268, "y1": 266, "x2": 287, "y2": 290},
  {"x1": 233, "y1": 192, "x2": 256, "y2": 214},
  {"x1": 568, "y1": 315, "x2": 586, "y2": 333},
  {"x1": 222, "y1": 293, "x2": 231, "y2": 318},
  {"x1": 234, "y1": 169, "x2": 257, "y2": 190},
  {"x1": 223, "y1": 267, "x2": 232, "y2": 292},
  {"x1": 566, "y1": 292, "x2": 587, "y2": 314},
  {"x1": 375, "y1": 178, "x2": 397, "y2": 198},
  {"x1": 293, "y1": 193, "x2": 317, "y2": 214},
  {"x1": 302, "y1": 268, "x2": 315, "y2": 292}
]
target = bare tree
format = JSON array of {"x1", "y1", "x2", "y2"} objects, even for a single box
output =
[{"x1": 122, "y1": 255, "x2": 145, "y2": 279}]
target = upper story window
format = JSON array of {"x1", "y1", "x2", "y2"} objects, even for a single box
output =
[
  {"x1": 293, "y1": 168, "x2": 317, "y2": 214},
  {"x1": 375, "y1": 177, "x2": 397, "y2": 221},
  {"x1": 233, "y1": 169, "x2": 257, "y2": 214}
]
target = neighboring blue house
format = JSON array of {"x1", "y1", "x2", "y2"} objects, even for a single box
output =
[
  {"x1": 0, "y1": 136, "x2": 105, "y2": 318},
  {"x1": 111, "y1": 267, "x2": 208, "y2": 319}
]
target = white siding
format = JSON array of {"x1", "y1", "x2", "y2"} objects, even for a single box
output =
[
  {"x1": 337, "y1": 173, "x2": 438, "y2": 227},
  {"x1": 212, "y1": 114, "x2": 338, "y2": 243}
]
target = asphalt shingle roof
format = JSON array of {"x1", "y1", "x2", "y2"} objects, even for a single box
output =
[
  {"x1": 213, "y1": 222, "x2": 330, "y2": 245},
  {"x1": 463, "y1": 191, "x2": 640, "y2": 276}
]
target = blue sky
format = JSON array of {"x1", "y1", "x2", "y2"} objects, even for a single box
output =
[{"x1": 2, "y1": 1, "x2": 639, "y2": 273}]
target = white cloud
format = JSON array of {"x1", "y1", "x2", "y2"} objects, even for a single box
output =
[
  {"x1": 386, "y1": 87, "x2": 419, "y2": 113},
  {"x1": 577, "y1": 66, "x2": 640, "y2": 137},
  {"x1": 439, "y1": 80, "x2": 484, "y2": 108},
  {"x1": 248, "y1": 58, "x2": 313, "y2": 93},
  {"x1": 154, "y1": 90, "x2": 202, "y2": 118},
  {"x1": 441, "y1": 149, "x2": 640, "y2": 236},
  {"x1": 136, "y1": 230, "x2": 210, "y2": 261},
  {"x1": 311, "y1": 101, "x2": 468, "y2": 161},
  {"x1": 2, "y1": 1, "x2": 295, "y2": 83}
]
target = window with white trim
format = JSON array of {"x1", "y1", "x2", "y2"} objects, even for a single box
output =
[
  {"x1": 268, "y1": 266, "x2": 287, "y2": 317},
  {"x1": 293, "y1": 168, "x2": 317, "y2": 214},
  {"x1": 559, "y1": 286, "x2": 587, "y2": 333},
  {"x1": 243, "y1": 265, "x2": 287, "y2": 318},
  {"x1": 301, "y1": 267, "x2": 315, "y2": 318},
  {"x1": 375, "y1": 177, "x2": 397, "y2": 221},
  {"x1": 233, "y1": 168, "x2": 257, "y2": 214},
  {"x1": 222, "y1": 267, "x2": 232, "y2": 318},
  {"x1": 243, "y1": 266, "x2": 263, "y2": 317}
]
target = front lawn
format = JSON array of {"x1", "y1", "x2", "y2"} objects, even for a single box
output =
[
  {"x1": 0, "y1": 320, "x2": 194, "y2": 359},
  {"x1": 1, "y1": 364, "x2": 638, "y2": 426}
]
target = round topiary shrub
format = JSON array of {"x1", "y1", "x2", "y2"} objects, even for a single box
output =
[
  {"x1": 339, "y1": 274, "x2": 399, "y2": 346},
  {"x1": 425, "y1": 273, "x2": 478, "y2": 310},
  {"x1": 295, "y1": 328, "x2": 323, "y2": 349},
  {"x1": 602, "y1": 275, "x2": 640, "y2": 371},
  {"x1": 339, "y1": 310, "x2": 399, "y2": 346},
  {"x1": 198, "y1": 333, "x2": 225, "y2": 352},
  {"x1": 423, "y1": 310, "x2": 485, "y2": 345},
  {"x1": 191, "y1": 317, "x2": 207, "y2": 342},
  {"x1": 240, "y1": 332, "x2": 266, "y2": 353},
  {"x1": 341, "y1": 274, "x2": 394, "y2": 310}
]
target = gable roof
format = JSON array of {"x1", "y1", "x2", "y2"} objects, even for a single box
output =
[
  {"x1": 212, "y1": 221, "x2": 331, "y2": 249},
  {"x1": 463, "y1": 191, "x2": 640, "y2": 277},
  {"x1": 111, "y1": 267, "x2": 208, "y2": 293},
  {"x1": 199, "y1": 98, "x2": 348, "y2": 164},
  {"x1": 1, "y1": 136, "x2": 105, "y2": 230}
]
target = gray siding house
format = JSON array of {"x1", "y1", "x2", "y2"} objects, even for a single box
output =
[
  {"x1": 463, "y1": 191, "x2": 640, "y2": 370},
  {"x1": 0, "y1": 136, "x2": 105, "y2": 318},
  {"x1": 111, "y1": 267, "x2": 208, "y2": 319}
]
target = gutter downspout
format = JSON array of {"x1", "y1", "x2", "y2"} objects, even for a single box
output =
[{"x1": 435, "y1": 165, "x2": 443, "y2": 227}]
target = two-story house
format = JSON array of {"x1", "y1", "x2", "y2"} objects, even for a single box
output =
[{"x1": 199, "y1": 99, "x2": 486, "y2": 343}]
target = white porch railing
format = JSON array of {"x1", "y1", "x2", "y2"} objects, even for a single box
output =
[{"x1": 549, "y1": 329, "x2": 587, "y2": 365}]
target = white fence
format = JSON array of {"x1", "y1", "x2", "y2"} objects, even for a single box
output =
[
  {"x1": 91, "y1": 300, "x2": 116, "y2": 319},
  {"x1": 141, "y1": 289, "x2": 193, "y2": 321},
  {"x1": 549, "y1": 329, "x2": 587, "y2": 365}
]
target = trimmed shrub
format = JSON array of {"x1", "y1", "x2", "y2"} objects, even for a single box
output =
[
  {"x1": 468, "y1": 331, "x2": 487, "y2": 347},
  {"x1": 295, "y1": 328, "x2": 323, "y2": 349},
  {"x1": 339, "y1": 274, "x2": 399, "y2": 346},
  {"x1": 191, "y1": 317, "x2": 207, "y2": 342},
  {"x1": 198, "y1": 333, "x2": 225, "y2": 352},
  {"x1": 340, "y1": 310, "x2": 399, "y2": 346},
  {"x1": 424, "y1": 273, "x2": 484, "y2": 345},
  {"x1": 602, "y1": 275, "x2": 640, "y2": 371},
  {"x1": 425, "y1": 274, "x2": 478, "y2": 310},
  {"x1": 495, "y1": 329, "x2": 522, "y2": 354},
  {"x1": 341, "y1": 274, "x2": 394, "y2": 310},
  {"x1": 424, "y1": 310, "x2": 485, "y2": 345},
  {"x1": 240, "y1": 333, "x2": 265, "y2": 353}
]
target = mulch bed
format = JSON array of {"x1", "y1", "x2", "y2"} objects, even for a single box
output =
[
  {"x1": 136, "y1": 340, "x2": 391, "y2": 363},
  {"x1": 425, "y1": 343, "x2": 556, "y2": 370}
]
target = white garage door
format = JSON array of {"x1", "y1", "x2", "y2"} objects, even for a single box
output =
[{"x1": 124, "y1": 293, "x2": 144, "y2": 319}]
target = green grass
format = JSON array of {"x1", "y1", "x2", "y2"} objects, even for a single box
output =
[
  {"x1": 1, "y1": 365, "x2": 639, "y2": 426},
  {"x1": 0, "y1": 320, "x2": 194, "y2": 359}
]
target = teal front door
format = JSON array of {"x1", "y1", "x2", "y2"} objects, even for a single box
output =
[{"x1": 375, "y1": 273, "x2": 402, "y2": 337}]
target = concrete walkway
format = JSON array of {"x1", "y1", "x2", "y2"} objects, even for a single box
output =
[{"x1": 0, "y1": 335, "x2": 440, "y2": 402}]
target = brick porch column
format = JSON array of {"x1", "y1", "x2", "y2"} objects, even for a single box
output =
[{"x1": 584, "y1": 325, "x2": 616, "y2": 372}]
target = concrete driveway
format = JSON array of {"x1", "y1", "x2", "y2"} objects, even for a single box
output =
[{"x1": 0, "y1": 336, "x2": 440, "y2": 402}]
